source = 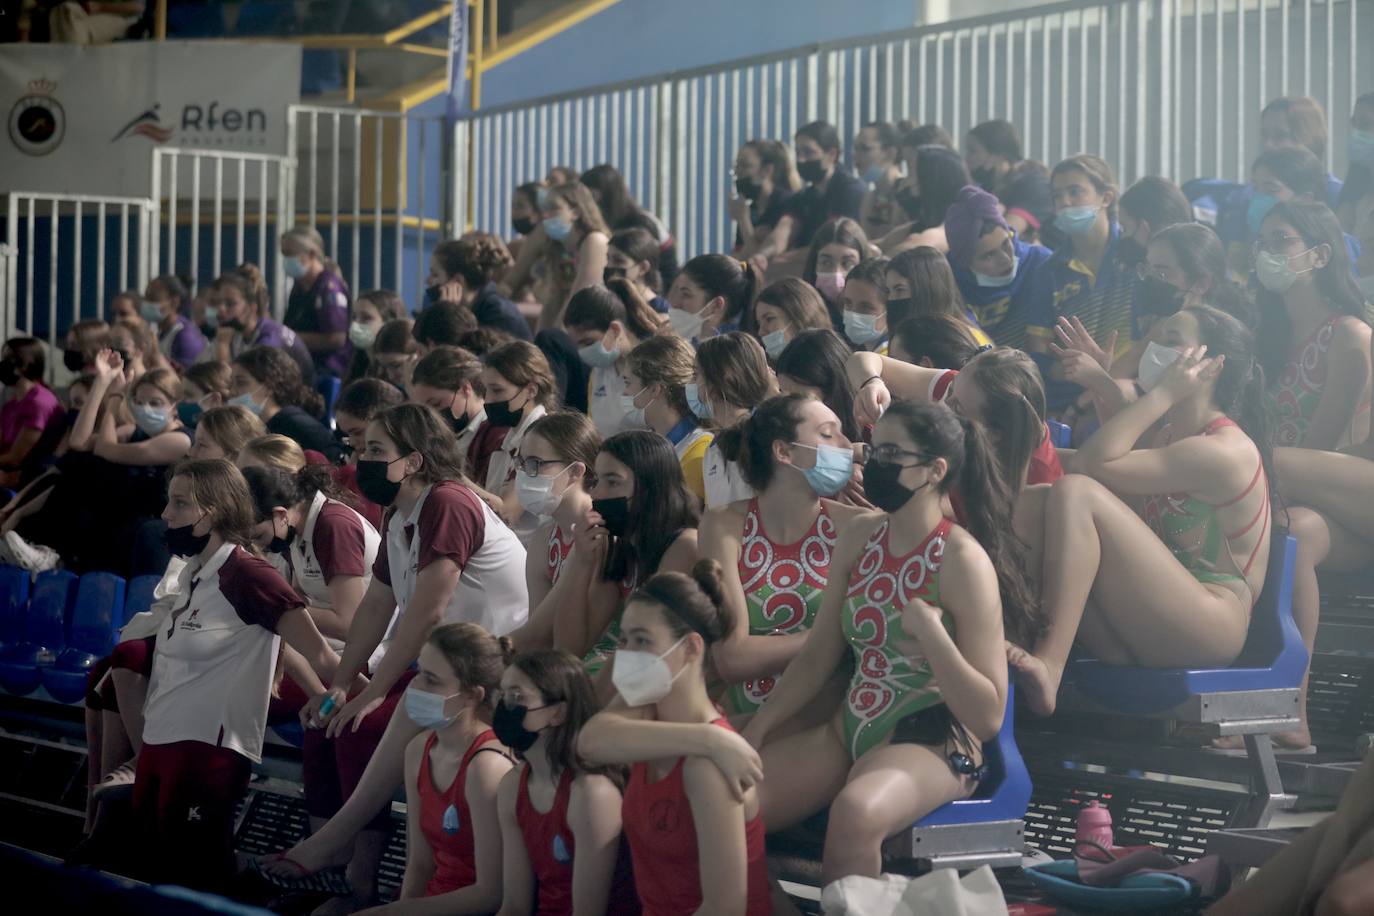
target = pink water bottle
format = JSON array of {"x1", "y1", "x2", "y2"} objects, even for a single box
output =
[{"x1": 1076, "y1": 800, "x2": 1113, "y2": 850}]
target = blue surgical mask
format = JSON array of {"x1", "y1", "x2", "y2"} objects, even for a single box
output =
[
  {"x1": 1349, "y1": 129, "x2": 1374, "y2": 164},
  {"x1": 130, "y1": 403, "x2": 169, "y2": 437},
  {"x1": 974, "y1": 252, "x2": 1019, "y2": 288},
  {"x1": 685, "y1": 382, "x2": 712, "y2": 420},
  {"x1": 578, "y1": 337, "x2": 621, "y2": 369},
  {"x1": 844, "y1": 309, "x2": 883, "y2": 346},
  {"x1": 862, "y1": 164, "x2": 884, "y2": 184},
  {"x1": 1053, "y1": 205, "x2": 1101, "y2": 237},
  {"x1": 140, "y1": 300, "x2": 163, "y2": 323},
  {"x1": 791, "y1": 441, "x2": 854, "y2": 496},
  {"x1": 761, "y1": 328, "x2": 789, "y2": 360},
  {"x1": 229, "y1": 389, "x2": 265, "y2": 416},
  {"x1": 203, "y1": 306, "x2": 218, "y2": 330},
  {"x1": 283, "y1": 256, "x2": 308, "y2": 279},
  {"x1": 404, "y1": 685, "x2": 459, "y2": 729},
  {"x1": 1247, "y1": 192, "x2": 1280, "y2": 237},
  {"x1": 621, "y1": 389, "x2": 653, "y2": 429},
  {"x1": 543, "y1": 215, "x2": 572, "y2": 241}
]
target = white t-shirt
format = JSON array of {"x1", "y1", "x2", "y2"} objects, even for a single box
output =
[
  {"x1": 703, "y1": 440, "x2": 754, "y2": 509},
  {"x1": 373, "y1": 481, "x2": 529, "y2": 638},
  {"x1": 142, "y1": 542, "x2": 304, "y2": 763},
  {"x1": 588, "y1": 366, "x2": 629, "y2": 438},
  {"x1": 485, "y1": 404, "x2": 548, "y2": 495}
]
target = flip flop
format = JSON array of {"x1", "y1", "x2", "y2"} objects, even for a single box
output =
[{"x1": 249, "y1": 853, "x2": 353, "y2": 897}]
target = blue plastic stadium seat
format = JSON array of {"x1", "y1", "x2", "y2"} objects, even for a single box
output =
[
  {"x1": 914, "y1": 682, "x2": 1031, "y2": 828},
  {"x1": 0, "y1": 570, "x2": 77, "y2": 695},
  {"x1": 42, "y1": 573, "x2": 128, "y2": 704},
  {"x1": 123, "y1": 574, "x2": 161, "y2": 628},
  {"x1": 272, "y1": 720, "x2": 306, "y2": 748},
  {"x1": 1066, "y1": 535, "x2": 1303, "y2": 715},
  {"x1": 1047, "y1": 419, "x2": 1072, "y2": 449},
  {"x1": 317, "y1": 375, "x2": 342, "y2": 427},
  {"x1": 0, "y1": 565, "x2": 31, "y2": 652}
]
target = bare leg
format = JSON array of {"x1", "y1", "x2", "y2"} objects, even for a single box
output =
[
  {"x1": 1276, "y1": 447, "x2": 1374, "y2": 545},
  {"x1": 821, "y1": 742, "x2": 976, "y2": 884},
  {"x1": 99, "y1": 710, "x2": 133, "y2": 776},
  {"x1": 755, "y1": 720, "x2": 852, "y2": 833},
  {"x1": 1013, "y1": 475, "x2": 1251, "y2": 716},
  {"x1": 83, "y1": 708, "x2": 102, "y2": 832},
  {"x1": 264, "y1": 704, "x2": 420, "y2": 877},
  {"x1": 1315, "y1": 858, "x2": 1374, "y2": 916},
  {"x1": 111, "y1": 669, "x2": 147, "y2": 756}
]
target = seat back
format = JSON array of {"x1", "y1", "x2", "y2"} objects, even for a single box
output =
[
  {"x1": 916, "y1": 680, "x2": 1032, "y2": 826},
  {"x1": 1231, "y1": 534, "x2": 1305, "y2": 680},
  {"x1": 0, "y1": 566, "x2": 31, "y2": 645},
  {"x1": 122, "y1": 574, "x2": 161, "y2": 630},
  {"x1": 26, "y1": 570, "x2": 77, "y2": 649},
  {"x1": 1047, "y1": 419, "x2": 1072, "y2": 449},
  {"x1": 316, "y1": 375, "x2": 342, "y2": 427},
  {"x1": 68, "y1": 573, "x2": 128, "y2": 657}
]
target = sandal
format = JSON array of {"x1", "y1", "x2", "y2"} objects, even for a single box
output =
[
  {"x1": 249, "y1": 853, "x2": 353, "y2": 897},
  {"x1": 90, "y1": 759, "x2": 138, "y2": 801}
]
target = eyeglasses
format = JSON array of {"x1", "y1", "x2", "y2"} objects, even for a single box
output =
[
  {"x1": 1251, "y1": 235, "x2": 1306, "y2": 256},
  {"x1": 516, "y1": 456, "x2": 568, "y2": 477},
  {"x1": 858, "y1": 442, "x2": 932, "y2": 467},
  {"x1": 1135, "y1": 262, "x2": 1175, "y2": 282}
]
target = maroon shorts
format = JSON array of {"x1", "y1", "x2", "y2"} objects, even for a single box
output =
[
  {"x1": 84, "y1": 636, "x2": 156, "y2": 712},
  {"x1": 132, "y1": 739, "x2": 252, "y2": 894},
  {"x1": 301, "y1": 668, "x2": 416, "y2": 827}
]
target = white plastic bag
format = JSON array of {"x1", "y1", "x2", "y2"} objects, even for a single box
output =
[{"x1": 820, "y1": 866, "x2": 1009, "y2": 916}]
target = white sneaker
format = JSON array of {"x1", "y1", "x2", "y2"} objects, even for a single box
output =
[
  {"x1": 91, "y1": 758, "x2": 138, "y2": 801},
  {"x1": 3, "y1": 531, "x2": 59, "y2": 572}
]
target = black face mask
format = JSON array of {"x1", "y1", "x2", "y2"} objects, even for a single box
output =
[
  {"x1": 447, "y1": 406, "x2": 473, "y2": 436},
  {"x1": 734, "y1": 175, "x2": 762, "y2": 200},
  {"x1": 424, "y1": 284, "x2": 444, "y2": 306},
  {"x1": 222, "y1": 317, "x2": 246, "y2": 333},
  {"x1": 164, "y1": 517, "x2": 211, "y2": 557},
  {"x1": 0, "y1": 359, "x2": 20, "y2": 387},
  {"x1": 492, "y1": 700, "x2": 548, "y2": 754},
  {"x1": 266, "y1": 521, "x2": 297, "y2": 555},
  {"x1": 971, "y1": 166, "x2": 999, "y2": 191},
  {"x1": 512, "y1": 216, "x2": 536, "y2": 237},
  {"x1": 484, "y1": 394, "x2": 525, "y2": 429},
  {"x1": 603, "y1": 265, "x2": 627, "y2": 285},
  {"x1": 355, "y1": 458, "x2": 405, "y2": 507},
  {"x1": 797, "y1": 158, "x2": 826, "y2": 185},
  {"x1": 896, "y1": 186, "x2": 924, "y2": 221},
  {"x1": 886, "y1": 296, "x2": 914, "y2": 326},
  {"x1": 592, "y1": 496, "x2": 631, "y2": 538},
  {"x1": 1117, "y1": 236, "x2": 1147, "y2": 268},
  {"x1": 63, "y1": 349, "x2": 85, "y2": 373},
  {"x1": 1139, "y1": 274, "x2": 1188, "y2": 318},
  {"x1": 863, "y1": 459, "x2": 931, "y2": 513}
]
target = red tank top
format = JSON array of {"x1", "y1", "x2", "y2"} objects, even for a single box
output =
[
  {"x1": 417, "y1": 728, "x2": 502, "y2": 897},
  {"x1": 622, "y1": 719, "x2": 772, "y2": 915},
  {"x1": 515, "y1": 765, "x2": 641, "y2": 915}
]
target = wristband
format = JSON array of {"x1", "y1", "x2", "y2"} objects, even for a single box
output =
[{"x1": 860, "y1": 375, "x2": 883, "y2": 389}]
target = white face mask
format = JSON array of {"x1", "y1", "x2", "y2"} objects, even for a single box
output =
[
  {"x1": 761, "y1": 328, "x2": 789, "y2": 360},
  {"x1": 348, "y1": 321, "x2": 377, "y2": 350},
  {"x1": 974, "y1": 252, "x2": 1019, "y2": 288},
  {"x1": 1254, "y1": 247, "x2": 1316, "y2": 294},
  {"x1": 514, "y1": 465, "x2": 569, "y2": 518},
  {"x1": 612, "y1": 634, "x2": 689, "y2": 707},
  {"x1": 620, "y1": 388, "x2": 654, "y2": 429},
  {"x1": 1137, "y1": 340, "x2": 1183, "y2": 392},
  {"x1": 668, "y1": 306, "x2": 706, "y2": 340}
]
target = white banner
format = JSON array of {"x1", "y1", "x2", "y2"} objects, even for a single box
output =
[{"x1": 0, "y1": 41, "x2": 301, "y2": 197}]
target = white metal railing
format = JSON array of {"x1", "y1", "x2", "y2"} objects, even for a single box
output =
[
  {"x1": 459, "y1": 0, "x2": 1374, "y2": 260},
  {"x1": 2, "y1": 192, "x2": 155, "y2": 369},
  {"x1": 288, "y1": 104, "x2": 453, "y2": 305},
  {"x1": 149, "y1": 147, "x2": 296, "y2": 319}
]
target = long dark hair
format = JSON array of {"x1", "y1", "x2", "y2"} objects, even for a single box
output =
[
  {"x1": 507, "y1": 648, "x2": 618, "y2": 782},
  {"x1": 242, "y1": 463, "x2": 354, "y2": 522},
  {"x1": 694, "y1": 332, "x2": 772, "y2": 416},
  {"x1": 1184, "y1": 304, "x2": 1275, "y2": 504},
  {"x1": 600, "y1": 430, "x2": 698, "y2": 584},
  {"x1": 887, "y1": 246, "x2": 968, "y2": 326},
  {"x1": 913, "y1": 145, "x2": 973, "y2": 229},
  {"x1": 1254, "y1": 200, "x2": 1369, "y2": 381},
  {"x1": 609, "y1": 226, "x2": 663, "y2": 293},
  {"x1": 632, "y1": 559, "x2": 735, "y2": 645},
  {"x1": 580, "y1": 164, "x2": 639, "y2": 228},
  {"x1": 774, "y1": 328, "x2": 861, "y2": 441},
  {"x1": 891, "y1": 314, "x2": 982, "y2": 369},
  {"x1": 958, "y1": 347, "x2": 1048, "y2": 493},
  {"x1": 1147, "y1": 223, "x2": 1252, "y2": 323},
  {"x1": 803, "y1": 217, "x2": 869, "y2": 286},
  {"x1": 234, "y1": 345, "x2": 326, "y2": 418},
  {"x1": 373, "y1": 402, "x2": 468, "y2": 484},
  {"x1": 714, "y1": 393, "x2": 810, "y2": 491},
  {"x1": 879, "y1": 401, "x2": 1043, "y2": 645},
  {"x1": 678, "y1": 254, "x2": 762, "y2": 333},
  {"x1": 565, "y1": 283, "x2": 659, "y2": 340}
]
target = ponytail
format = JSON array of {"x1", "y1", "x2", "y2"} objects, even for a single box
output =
[
  {"x1": 633, "y1": 559, "x2": 734, "y2": 645},
  {"x1": 679, "y1": 254, "x2": 761, "y2": 333},
  {"x1": 713, "y1": 393, "x2": 809, "y2": 491},
  {"x1": 604, "y1": 277, "x2": 663, "y2": 339}
]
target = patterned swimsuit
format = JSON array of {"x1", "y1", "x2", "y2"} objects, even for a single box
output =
[
  {"x1": 841, "y1": 517, "x2": 954, "y2": 760},
  {"x1": 1267, "y1": 316, "x2": 1342, "y2": 447},
  {"x1": 725, "y1": 499, "x2": 838, "y2": 714}
]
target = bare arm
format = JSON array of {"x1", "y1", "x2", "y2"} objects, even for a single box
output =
[
  {"x1": 683, "y1": 759, "x2": 749, "y2": 916},
  {"x1": 0, "y1": 427, "x2": 42, "y2": 468},
  {"x1": 298, "y1": 330, "x2": 347, "y2": 353},
  {"x1": 280, "y1": 642, "x2": 327, "y2": 699},
  {"x1": 275, "y1": 607, "x2": 342, "y2": 686},
  {"x1": 703, "y1": 507, "x2": 810, "y2": 684},
  {"x1": 503, "y1": 225, "x2": 549, "y2": 297},
  {"x1": 495, "y1": 768, "x2": 536, "y2": 916},
  {"x1": 399, "y1": 735, "x2": 436, "y2": 899},
  {"x1": 753, "y1": 215, "x2": 795, "y2": 263},
  {"x1": 94, "y1": 428, "x2": 191, "y2": 466},
  {"x1": 656, "y1": 529, "x2": 700, "y2": 575},
  {"x1": 309, "y1": 574, "x2": 368, "y2": 643},
  {"x1": 567, "y1": 775, "x2": 626, "y2": 916}
]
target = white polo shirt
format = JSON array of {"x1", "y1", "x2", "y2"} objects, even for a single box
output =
[
  {"x1": 142, "y1": 542, "x2": 305, "y2": 764},
  {"x1": 588, "y1": 366, "x2": 629, "y2": 437},
  {"x1": 372, "y1": 481, "x2": 529, "y2": 638},
  {"x1": 485, "y1": 404, "x2": 548, "y2": 494},
  {"x1": 702, "y1": 440, "x2": 754, "y2": 509}
]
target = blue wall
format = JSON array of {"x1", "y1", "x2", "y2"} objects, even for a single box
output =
[{"x1": 479, "y1": 0, "x2": 917, "y2": 109}]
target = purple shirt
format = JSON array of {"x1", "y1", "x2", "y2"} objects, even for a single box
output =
[
  {"x1": 159, "y1": 313, "x2": 207, "y2": 368},
  {"x1": 285, "y1": 268, "x2": 352, "y2": 376},
  {"x1": 0, "y1": 383, "x2": 62, "y2": 453},
  {"x1": 234, "y1": 319, "x2": 317, "y2": 384}
]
